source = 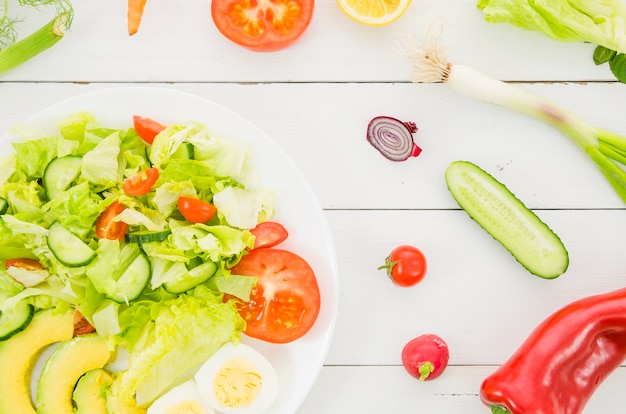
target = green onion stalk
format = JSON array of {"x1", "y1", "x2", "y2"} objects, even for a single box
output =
[
  {"x1": 0, "y1": 0, "x2": 73, "y2": 75},
  {"x1": 402, "y1": 27, "x2": 626, "y2": 204}
]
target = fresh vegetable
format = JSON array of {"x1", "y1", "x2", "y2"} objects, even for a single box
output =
[
  {"x1": 229, "y1": 248, "x2": 321, "y2": 343},
  {"x1": 378, "y1": 244, "x2": 427, "y2": 287},
  {"x1": 177, "y1": 196, "x2": 217, "y2": 224},
  {"x1": 405, "y1": 27, "x2": 626, "y2": 204},
  {"x1": 123, "y1": 168, "x2": 159, "y2": 196},
  {"x1": 211, "y1": 0, "x2": 314, "y2": 52},
  {"x1": 0, "y1": 1, "x2": 73, "y2": 75},
  {"x1": 401, "y1": 334, "x2": 449, "y2": 381},
  {"x1": 445, "y1": 161, "x2": 568, "y2": 279},
  {"x1": 133, "y1": 115, "x2": 166, "y2": 144},
  {"x1": 366, "y1": 116, "x2": 422, "y2": 162},
  {"x1": 72, "y1": 310, "x2": 95, "y2": 336},
  {"x1": 128, "y1": 0, "x2": 147, "y2": 35},
  {"x1": 0, "y1": 301, "x2": 34, "y2": 341},
  {"x1": 4, "y1": 258, "x2": 43, "y2": 271},
  {"x1": 250, "y1": 221, "x2": 289, "y2": 249},
  {"x1": 95, "y1": 201, "x2": 129, "y2": 240},
  {"x1": 481, "y1": 286, "x2": 626, "y2": 414},
  {"x1": 47, "y1": 221, "x2": 97, "y2": 267},
  {"x1": 476, "y1": 0, "x2": 626, "y2": 83},
  {"x1": 593, "y1": 45, "x2": 626, "y2": 83}
]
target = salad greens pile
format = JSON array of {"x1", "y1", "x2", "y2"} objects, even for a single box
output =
[
  {"x1": 0, "y1": 111, "x2": 275, "y2": 406},
  {"x1": 477, "y1": 0, "x2": 626, "y2": 82}
]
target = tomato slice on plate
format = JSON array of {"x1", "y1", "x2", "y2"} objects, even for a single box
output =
[
  {"x1": 133, "y1": 115, "x2": 166, "y2": 144},
  {"x1": 95, "y1": 201, "x2": 129, "y2": 240},
  {"x1": 178, "y1": 197, "x2": 217, "y2": 224},
  {"x1": 250, "y1": 221, "x2": 288, "y2": 249},
  {"x1": 123, "y1": 168, "x2": 159, "y2": 196},
  {"x1": 230, "y1": 248, "x2": 321, "y2": 343},
  {"x1": 211, "y1": 0, "x2": 314, "y2": 52}
]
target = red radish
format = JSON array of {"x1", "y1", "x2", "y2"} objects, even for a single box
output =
[{"x1": 401, "y1": 334, "x2": 449, "y2": 381}]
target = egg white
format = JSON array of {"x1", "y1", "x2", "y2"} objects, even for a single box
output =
[
  {"x1": 194, "y1": 342, "x2": 279, "y2": 414},
  {"x1": 147, "y1": 379, "x2": 215, "y2": 414}
]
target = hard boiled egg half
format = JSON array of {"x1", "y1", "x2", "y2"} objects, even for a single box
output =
[
  {"x1": 194, "y1": 342, "x2": 279, "y2": 414},
  {"x1": 147, "y1": 379, "x2": 215, "y2": 414}
]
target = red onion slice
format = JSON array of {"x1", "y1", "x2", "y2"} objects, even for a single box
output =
[{"x1": 367, "y1": 116, "x2": 422, "y2": 162}]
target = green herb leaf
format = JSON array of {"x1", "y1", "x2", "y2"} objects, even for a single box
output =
[
  {"x1": 609, "y1": 53, "x2": 626, "y2": 84},
  {"x1": 593, "y1": 45, "x2": 616, "y2": 65}
]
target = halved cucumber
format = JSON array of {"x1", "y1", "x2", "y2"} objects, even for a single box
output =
[
  {"x1": 164, "y1": 260, "x2": 218, "y2": 294},
  {"x1": 43, "y1": 156, "x2": 82, "y2": 200},
  {"x1": 47, "y1": 222, "x2": 96, "y2": 267},
  {"x1": 0, "y1": 301, "x2": 34, "y2": 342},
  {"x1": 445, "y1": 160, "x2": 569, "y2": 279},
  {"x1": 105, "y1": 252, "x2": 151, "y2": 304},
  {"x1": 125, "y1": 229, "x2": 171, "y2": 244}
]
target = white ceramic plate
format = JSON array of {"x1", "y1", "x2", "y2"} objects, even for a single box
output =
[{"x1": 0, "y1": 86, "x2": 339, "y2": 413}]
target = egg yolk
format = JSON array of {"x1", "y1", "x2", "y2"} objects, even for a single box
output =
[
  {"x1": 213, "y1": 357, "x2": 262, "y2": 408},
  {"x1": 164, "y1": 400, "x2": 207, "y2": 414}
]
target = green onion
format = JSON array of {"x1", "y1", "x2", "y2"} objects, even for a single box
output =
[
  {"x1": 0, "y1": 11, "x2": 71, "y2": 75},
  {"x1": 403, "y1": 27, "x2": 626, "y2": 204}
]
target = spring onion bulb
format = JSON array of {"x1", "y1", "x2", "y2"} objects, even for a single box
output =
[
  {"x1": 0, "y1": 11, "x2": 71, "y2": 75},
  {"x1": 367, "y1": 116, "x2": 422, "y2": 161},
  {"x1": 403, "y1": 27, "x2": 626, "y2": 204}
]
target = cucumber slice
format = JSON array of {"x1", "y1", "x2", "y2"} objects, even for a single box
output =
[
  {"x1": 0, "y1": 301, "x2": 34, "y2": 341},
  {"x1": 106, "y1": 252, "x2": 151, "y2": 304},
  {"x1": 47, "y1": 222, "x2": 96, "y2": 267},
  {"x1": 445, "y1": 161, "x2": 569, "y2": 279},
  {"x1": 0, "y1": 197, "x2": 7, "y2": 215},
  {"x1": 125, "y1": 229, "x2": 171, "y2": 244},
  {"x1": 164, "y1": 260, "x2": 218, "y2": 294},
  {"x1": 43, "y1": 156, "x2": 82, "y2": 200}
]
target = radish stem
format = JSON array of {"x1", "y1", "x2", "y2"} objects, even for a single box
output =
[
  {"x1": 403, "y1": 27, "x2": 626, "y2": 204},
  {"x1": 0, "y1": 11, "x2": 71, "y2": 75}
]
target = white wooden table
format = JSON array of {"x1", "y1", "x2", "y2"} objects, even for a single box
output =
[{"x1": 2, "y1": 0, "x2": 626, "y2": 412}]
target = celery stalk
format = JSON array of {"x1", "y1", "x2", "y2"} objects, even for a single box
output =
[{"x1": 0, "y1": 11, "x2": 70, "y2": 75}]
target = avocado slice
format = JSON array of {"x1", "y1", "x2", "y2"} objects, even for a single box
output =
[
  {"x1": 0, "y1": 308, "x2": 74, "y2": 414},
  {"x1": 106, "y1": 378, "x2": 148, "y2": 413},
  {"x1": 73, "y1": 368, "x2": 113, "y2": 414},
  {"x1": 36, "y1": 333, "x2": 115, "y2": 414}
]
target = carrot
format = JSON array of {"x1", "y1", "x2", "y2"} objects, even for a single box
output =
[{"x1": 128, "y1": 0, "x2": 147, "y2": 35}]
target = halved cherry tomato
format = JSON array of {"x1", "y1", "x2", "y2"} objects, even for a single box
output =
[
  {"x1": 380, "y1": 245, "x2": 427, "y2": 288},
  {"x1": 229, "y1": 248, "x2": 320, "y2": 343},
  {"x1": 250, "y1": 221, "x2": 288, "y2": 250},
  {"x1": 178, "y1": 197, "x2": 217, "y2": 224},
  {"x1": 133, "y1": 115, "x2": 166, "y2": 144},
  {"x1": 211, "y1": 0, "x2": 314, "y2": 52},
  {"x1": 95, "y1": 201, "x2": 129, "y2": 240},
  {"x1": 73, "y1": 310, "x2": 96, "y2": 336},
  {"x1": 4, "y1": 258, "x2": 43, "y2": 271},
  {"x1": 123, "y1": 168, "x2": 159, "y2": 196}
]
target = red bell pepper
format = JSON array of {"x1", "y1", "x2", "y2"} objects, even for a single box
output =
[{"x1": 480, "y1": 287, "x2": 626, "y2": 414}]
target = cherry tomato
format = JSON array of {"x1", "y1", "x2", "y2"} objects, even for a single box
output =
[
  {"x1": 4, "y1": 258, "x2": 43, "y2": 271},
  {"x1": 123, "y1": 168, "x2": 159, "y2": 196},
  {"x1": 380, "y1": 245, "x2": 427, "y2": 287},
  {"x1": 229, "y1": 248, "x2": 321, "y2": 343},
  {"x1": 95, "y1": 201, "x2": 129, "y2": 240},
  {"x1": 250, "y1": 221, "x2": 289, "y2": 250},
  {"x1": 211, "y1": 0, "x2": 314, "y2": 52},
  {"x1": 402, "y1": 334, "x2": 449, "y2": 381},
  {"x1": 133, "y1": 115, "x2": 166, "y2": 144},
  {"x1": 177, "y1": 197, "x2": 217, "y2": 224},
  {"x1": 73, "y1": 310, "x2": 96, "y2": 337}
]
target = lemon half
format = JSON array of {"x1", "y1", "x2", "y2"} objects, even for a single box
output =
[{"x1": 337, "y1": 0, "x2": 412, "y2": 26}]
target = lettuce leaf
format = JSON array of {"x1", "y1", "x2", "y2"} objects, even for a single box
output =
[{"x1": 477, "y1": 0, "x2": 626, "y2": 54}]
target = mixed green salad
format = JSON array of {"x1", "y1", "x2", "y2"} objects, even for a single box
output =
[{"x1": 0, "y1": 111, "x2": 276, "y2": 406}]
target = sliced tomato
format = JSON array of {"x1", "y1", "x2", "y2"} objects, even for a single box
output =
[
  {"x1": 73, "y1": 310, "x2": 96, "y2": 336},
  {"x1": 229, "y1": 248, "x2": 320, "y2": 343},
  {"x1": 211, "y1": 0, "x2": 314, "y2": 52},
  {"x1": 178, "y1": 197, "x2": 217, "y2": 224},
  {"x1": 95, "y1": 201, "x2": 129, "y2": 240},
  {"x1": 123, "y1": 168, "x2": 159, "y2": 196},
  {"x1": 250, "y1": 221, "x2": 288, "y2": 249},
  {"x1": 4, "y1": 258, "x2": 43, "y2": 271},
  {"x1": 133, "y1": 115, "x2": 166, "y2": 144}
]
